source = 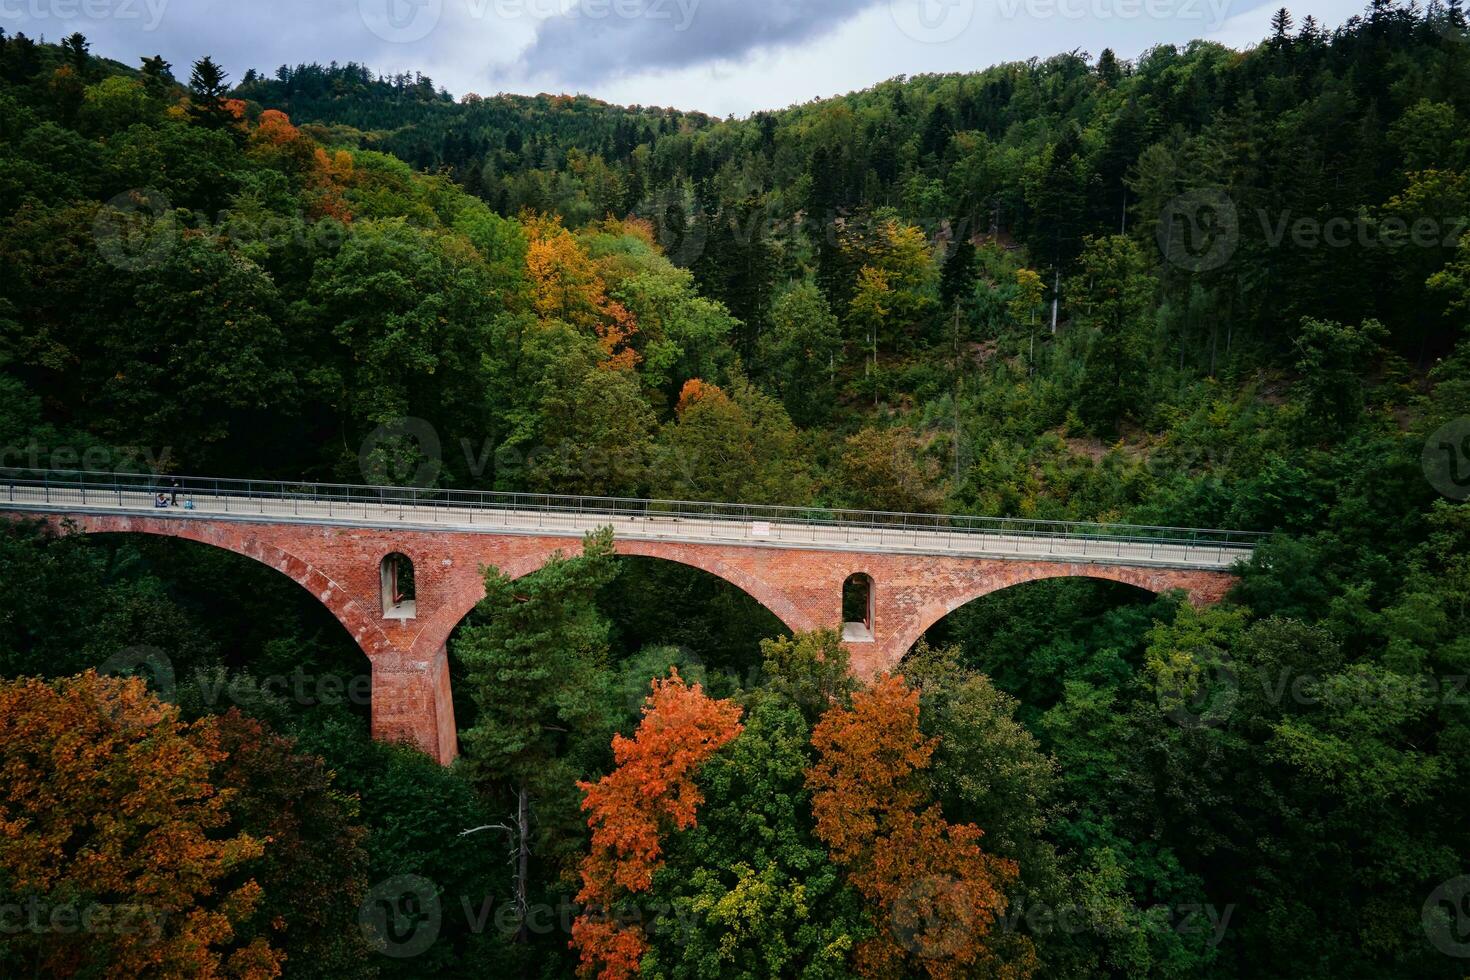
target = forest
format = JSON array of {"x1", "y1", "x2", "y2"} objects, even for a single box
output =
[{"x1": 1, "y1": 2, "x2": 1470, "y2": 976}]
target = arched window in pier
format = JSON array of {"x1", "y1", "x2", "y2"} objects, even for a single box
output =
[
  {"x1": 381, "y1": 552, "x2": 417, "y2": 619},
  {"x1": 842, "y1": 573, "x2": 874, "y2": 642}
]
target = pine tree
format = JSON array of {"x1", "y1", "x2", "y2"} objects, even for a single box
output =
[
  {"x1": 456, "y1": 528, "x2": 620, "y2": 941},
  {"x1": 139, "y1": 55, "x2": 173, "y2": 99},
  {"x1": 188, "y1": 56, "x2": 237, "y2": 133},
  {"x1": 1271, "y1": 6, "x2": 1295, "y2": 42},
  {"x1": 60, "y1": 32, "x2": 89, "y2": 76}
]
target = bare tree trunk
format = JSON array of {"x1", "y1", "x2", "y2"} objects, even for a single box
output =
[
  {"x1": 514, "y1": 785, "x2": 529, "y2": 943},
  {"x1": 871, "y1": 325, "x2": 879, "y2": 407},
  {"x1": 1050, "y1": 268, "x2": 1060, "y2": 335},
  {"x1": 953, "y1": 303, "x2": 962, "y2": 484}
]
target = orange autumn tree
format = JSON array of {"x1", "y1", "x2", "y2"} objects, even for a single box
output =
[
  {"x1": 523, "y1": 211, "x2": 639, "y2": 370},
  {"x1": 674, "y1": 377, "x2": 728, "y2": 415},
  {"x1": 242, "y1": 108, "x2": 353, "y2": 221},
  {"x1": 806, "y1": 674, "x2": 1034, "y2": 980},
  {"x1": 571, "y1": 670, "x2": 743, "y2": 980},
  {"x1": 0, "y1": 673, "x2": 280, "y2": 979},
  {"x1": 246, "y1": 108, "x2": 315, "y2": 174}
]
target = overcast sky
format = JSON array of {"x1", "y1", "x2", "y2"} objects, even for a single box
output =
[{"x1": 3, "y1": 0, "x2": 1369, "y2": 116}]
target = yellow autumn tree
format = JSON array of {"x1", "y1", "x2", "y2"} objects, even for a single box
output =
[{"x1": 523, "y1": 211, "x2": 639, "y2": 370}]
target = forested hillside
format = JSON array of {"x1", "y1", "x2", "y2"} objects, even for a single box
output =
[{"x1": 2, "y1": 5, "x2": 1470, "y2": 977}]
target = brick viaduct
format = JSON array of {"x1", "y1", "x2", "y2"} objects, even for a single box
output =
[{"x1": 20, "y1": 513, "x2": 1237, "y2": 764}]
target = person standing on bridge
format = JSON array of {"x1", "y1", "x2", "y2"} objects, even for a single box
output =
[{"x1": 170, "y1": 478, "x2": 180, "y2": 506}]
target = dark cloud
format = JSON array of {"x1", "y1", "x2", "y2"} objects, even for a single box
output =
[{"x1": 504, "y1": 0, "x2": 880, "y2": 85}]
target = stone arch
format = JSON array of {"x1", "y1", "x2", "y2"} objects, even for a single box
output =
[
  {"x1": 427, "y1": 537, "x2": 808, "y2": 667},
  {"x1": 612, "y1": 540, "x2": 810, "y2": 634},
  {"x1": 41, "y1": 514, "x2": 394, "y2": 658},
  {"x1": 842, "y1": 572, "x2": 875, "y2": 642},
  {"x1": 380, "y1": 551, "x2": 417, "y2": 619},
  {"x1": 876, "y1": 561, "x2": 1236, "y2": 674}
]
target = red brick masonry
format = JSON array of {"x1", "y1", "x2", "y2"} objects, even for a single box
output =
[{"x1": 33, "y1": 514, "x2": 1236, "y2": 763}]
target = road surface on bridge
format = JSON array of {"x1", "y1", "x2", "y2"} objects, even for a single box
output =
[{"x1": 1, "y1": 479, "x2": 1256, "y2": 571}]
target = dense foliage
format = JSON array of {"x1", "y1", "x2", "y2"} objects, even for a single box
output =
[{"x1": 1, "y1": 5, "x2": 1470, "y2": 976}]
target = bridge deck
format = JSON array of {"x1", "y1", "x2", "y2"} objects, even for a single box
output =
[{"x1": 1, "y1": 481, "x2": 1256, "y2": 571}]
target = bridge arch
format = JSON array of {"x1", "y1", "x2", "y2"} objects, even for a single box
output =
[
  {"x1": 424, "y1": 537, "x2": 808, "y2": 669},
  {"x1": 38, "y1": 515, "x2": 394, "y2": 658},
  {"x1": 875, "y1": 563, "x2": 1234, "y2": 674}
]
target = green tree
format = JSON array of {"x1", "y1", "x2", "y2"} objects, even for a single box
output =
[
  {"x1": 759, "y1": 281, "x2": 842, "y2": 425},
  {"x1": 455, "y1": 528, "x2": 620, "y2": 940},
  {"x1": 187, "y1": 55, "x2": 237, "y2": 133},
  {"x1": 212, "y1": 710, "x2": 374, "y2": 978},
  {"x1": 652, "y1": 377, "x2": 814, "y2": 504},
  {"x1": 1071, "y1": 235, "x2": 1155, "y2": 435},
  {"x1": 1291, "y1": 316, "x2": 1387, "y2": 438},
  {"x1": 838, "y1": 426, "x2": 944, "y2": 513}
]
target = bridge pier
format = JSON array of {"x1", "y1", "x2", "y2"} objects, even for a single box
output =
[{"x1": 369, "y1": 646, "x2": 458, "y2": 765}]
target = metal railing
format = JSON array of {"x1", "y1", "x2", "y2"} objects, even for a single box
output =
[{"x1": 0, "y1": 468, "x2": 1265, "y2": 550}]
